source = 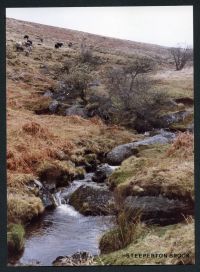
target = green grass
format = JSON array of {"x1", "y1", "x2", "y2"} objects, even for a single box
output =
[
  {"x1": 97, "y1": 222, "x2": 194, "y2": 265},
  {"x1": 7, "y1": 224, "x2": 25, "y2": 255}
]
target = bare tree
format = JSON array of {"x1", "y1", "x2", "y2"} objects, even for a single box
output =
[
  {"x1": 104, "y1": 58, "x2": 168, "y2": 128},
  {"x1": 106, "y1": 58, "x2": 155, "y2": 112},
  {"x1": 170, "y1": 46, "x2": 193, "y2": 71}
]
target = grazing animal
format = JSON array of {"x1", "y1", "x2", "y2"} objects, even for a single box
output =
[
  {"x1": 24, "y1": 46, "x2": 32, "y2": 56},
  {"x1": 15, "y1": 40, "x2": 32, "y2": 55},
  {"x1": 68, "y1": 42, "x2": 72, "y2": 48},
  {"x1": 15, "y1": 42, "x2": 24, "y2": 51},
  {"x1": 24, "y1": 35, "x2": 29, "y2": 39},
  {"x1": 55, "y1": 42, "x2": 64, "y2": 49},
  {"x1": 26, "y1": 40, "x2": 33, "y2": 46}
]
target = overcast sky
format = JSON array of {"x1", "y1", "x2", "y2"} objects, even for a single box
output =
[{"x1": 6, "y1": 6, "x2": 193, "y2": 47}]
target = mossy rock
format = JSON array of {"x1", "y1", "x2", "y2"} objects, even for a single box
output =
[
  {"x1": 69, "y1": 184, "x2": 115, "y2": 215},
  {"x1": 7, "y1": 224, "x2": 25, "y2": 256},
  {"x1": 108, "y1": 170, "x2": 135, "y2": 189},
  {"x1": 108, "y1": 156, "x2": 146, "y2": 189}
]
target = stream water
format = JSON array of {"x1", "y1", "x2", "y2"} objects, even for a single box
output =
[{"x1": 14, "y1": 173, "x2": 114, "y2": 266}]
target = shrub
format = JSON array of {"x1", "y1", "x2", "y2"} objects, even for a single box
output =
[
  {"x1": 7, "y1": 224, "x2": 25, "y2": 255},
  {"x1": 60, "y1": 66, "x2": 92, "y2": 103},
  {"x1": 103, "y1": 58, "x2": 169, "y2": 128},
  {"x1": 80, "y1": 38, "x2": 93, "y2": 63},
  {"x1": 169, "y1": 46, "x2": 193, "y2": 71}
]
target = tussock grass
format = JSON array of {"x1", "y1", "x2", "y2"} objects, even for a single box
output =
[
  {"x1": 109, "y1": 140, "x2": 194, "y2": 201},
  {"x1": 98, "y1": 221, "x2": 194, "y2": 265},
  {"x1": 8, "y1": 193, "x2": 44, "y2": 223},
  {"x1": 153, "y1": 67, "x2": 193, "y2": 99},
  {"x1": 37, "y1": 159, "x2": 83, "y2": 187},
  {"x1": 7, "y1": 224, "x2": 25, "y2": 255},
  {"x1": 99, "y1": 210, "x2": 145, "y2": 254},
  {"x1": 7, "y1": 173, "x2": 36, "y2": 191}
]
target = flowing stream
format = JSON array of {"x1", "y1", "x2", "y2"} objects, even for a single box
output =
[{"x1": 15, "y1": 173, "x2": 114, "y2": 266}]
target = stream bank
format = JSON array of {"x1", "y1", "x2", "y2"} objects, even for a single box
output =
[
  {"x1": 8, "y1": 130, "x2": 194, "y2": 266},
  {"x1": 8, "y1": 172, "x2": 115, "y2": 266}
]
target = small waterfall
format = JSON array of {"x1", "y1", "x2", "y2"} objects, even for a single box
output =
[
  {"x1": 53, "y1": 191, "x2": 65, "y2": 206},
  {"x1": 53, "y1": 190, "x2": 82, "y2": 217}
]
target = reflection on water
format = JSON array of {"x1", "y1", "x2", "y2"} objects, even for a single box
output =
[{"x1": 17, "y1": 178, "x2": 113, "y2": 266}]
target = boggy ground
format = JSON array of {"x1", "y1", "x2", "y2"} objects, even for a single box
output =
[{"x1": 6, "y1": 18, "x2": 194, "y2": 265}]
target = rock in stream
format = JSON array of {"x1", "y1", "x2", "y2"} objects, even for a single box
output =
[
  {"x1": 92, "y1": 163, "x2": 119, "y2": 183},
  {"x1": 69, "y1": 183, "x2": 115, "y2": 215}
]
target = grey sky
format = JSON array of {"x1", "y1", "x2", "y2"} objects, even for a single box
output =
[{"x1": 6, "y1": 6, "x2": 193, "y2": 47}]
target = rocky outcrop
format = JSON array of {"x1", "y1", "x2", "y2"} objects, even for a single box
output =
[
  {"x1": 65, "y1": 105, "x2": 88, "y2": 118},
  {"x1": 43, "y1": 90, "x2": 53, "y2": 98},
  {"x1": 106, "y1": 143, "x2": 139, "y2": 166},
  {"x1": 69, "y1": 184, "x2": 115, "y2": 215},
  {"x1": 107, "y1": 131, "x2": 175, "y2": 165},
  {"x1": 92, "y1": 163, "x2": 118, "y2": 183},
  {"x1": 49, "y1": 100, "x2": 59, "y2": 113},
  {"x1": 28, "y1": 179, "x2": 58, "y2": 209},
  {"x1": 124, "y1": 195, "x2": 194, "y2": 226},
  {"x1": 52, "y1": 252, "x2": 94, "y2": 266},
  {"x1": 160, "y1": 111, "x2": 191, "y2": 126}
]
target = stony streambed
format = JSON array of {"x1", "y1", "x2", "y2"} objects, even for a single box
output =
[
  {"x1": 11, "y1": 173, "x2": 114, "y2": 266},
  {"x1": 9, "y1": 130, "x2": 194, "y2": 266}
]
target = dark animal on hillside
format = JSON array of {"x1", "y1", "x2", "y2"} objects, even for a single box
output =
[
  {"x1": 24, "y1": 46, "x2": 32, "y2": 56},
  {"x1": 68, "y1": 42, "x2": 72, "y2": 48},
  {"x1": 27, "y1": 40, "x2": 33, "y2": 45},
  {"x1": 24, "y1": 35, "x2": 29, "y2": 39},
  {"x1": 55, "y1": 42, "x2": 64, "y2": 49}
]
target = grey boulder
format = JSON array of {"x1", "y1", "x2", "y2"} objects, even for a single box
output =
[
  {"x1": 124, "y1": 195, "x2": 194, "y2": 226},
  {"x1": 49, "y1": 100, "x2": 59, "y2": 113},
  {"x1": 69, "y1": 184, "x2": 115, "y2": 215},
  {"x1": 107, "y1": 131, "x2": 175, "y2": 165},
  {"x1": 65, "y1": 105, "x2": 87, "y2": 118},
  {"x1": 92, "y1": 163, "x2": 118, "y2": 183}
]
